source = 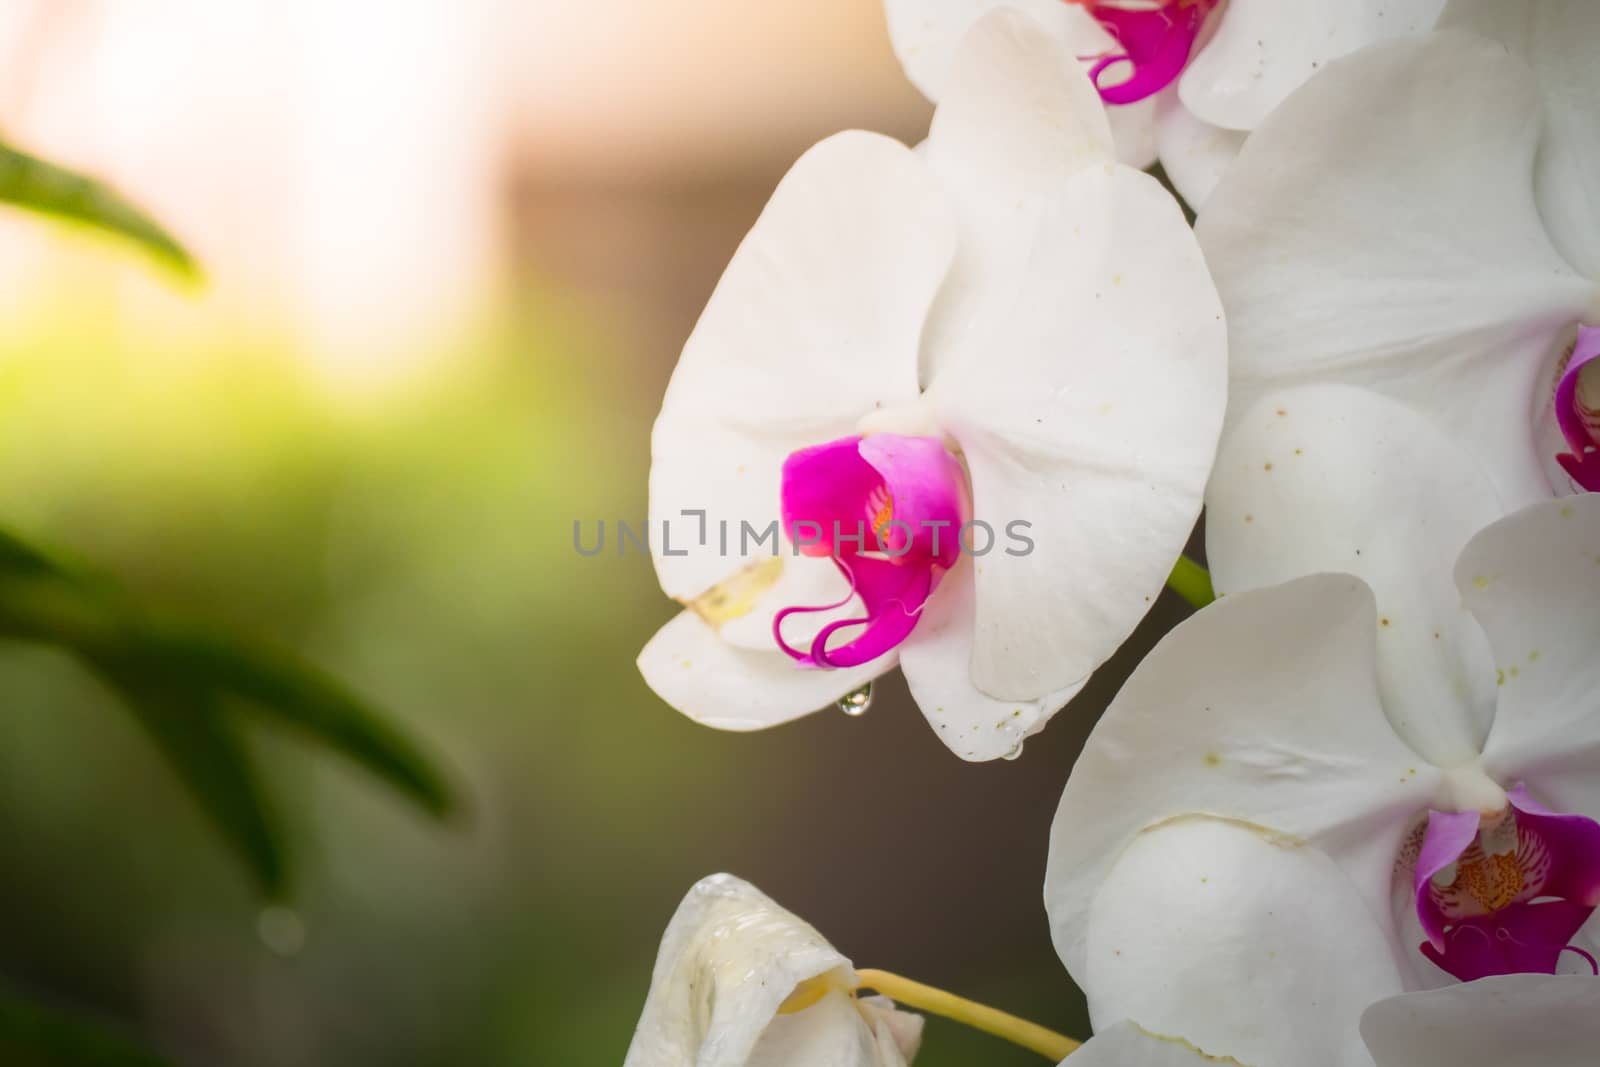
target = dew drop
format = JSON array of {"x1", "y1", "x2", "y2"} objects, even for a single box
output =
[
  {"x1": 836, "y1": 683, "x2": 873, "y2": 717},
  {"x1": 257, "y1": 905, "x2": 306, "y2": 957}
]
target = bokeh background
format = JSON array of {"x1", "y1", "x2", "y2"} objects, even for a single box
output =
[{"x1": 0, "y1": 3, "x2": 1193, "y2": 1064}]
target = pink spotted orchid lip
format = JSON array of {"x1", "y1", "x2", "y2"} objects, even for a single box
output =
[
  {"x1": 1554, "y1": 324, "x2": 1600, "y2": 492},
  {"x1": 1412, "y1": 784, "x2": 1600, "y2": 982},
  {"x1": 773, "y1": 433, "x2": 968, "y2": 670},
  {"x1": 1071, "y1": 0, "x2": 1220, "y2": 106}
]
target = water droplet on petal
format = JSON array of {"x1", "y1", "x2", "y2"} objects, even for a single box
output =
[
  {"x1": 257, "y1": 905, "x2": 306, "y2": 957},
  {"x1": 836, "y1": 683, "x2": 873, "y2": 717}
]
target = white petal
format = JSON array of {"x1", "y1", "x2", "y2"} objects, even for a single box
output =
[
  {"x1": 648, "y1": 130, "x2": 954, "y2": 601},
  {"x1": 897, "y1": 565, "x2": 1082, "y2": 762},
  {"x1": 1046, "y1": 574, "x2": 1439, "y2": 981},
  {"x1": 1196, "y1": 30, "x2": 1594, "y2": 504},
  {"x1": 1070, "y1": 1020, "x2": 1247, "y2": 1067},
  {"x1": 747, "y1": 992, "x2": 904, "y2": 1067},
  {"x1": 717, "y1": 553, "x2": 859, "y2": 652},
  {"x1": 920, "y1": 12, "x2": 1225, "y2": 700},
  {"x1": 1360, "y1": 975, "x2": 1600, "y2": 1067},
  {"x1": 638, "y1": 609, "x2": 890, "y2": 732},
  {"x1": 624, "y1": 874, "x2": 860, "y2": 1067},
  {"x1": 883, "y1": 0, "x2": 1099, "y2": 102},
  {"x1": 1105, "y1": 97, "x2": 1159, "y2": 171},
  {"x1": 1181, "y1": 0, "x2": 1446, "y2": 131},
  {"x1": 856, "y1": 997, "x2": 923, "y2": 1065},
  {"x1": 1083, "y1": 818, "x2": 1407, "y2": 1067},
  {"x1": 1465, "y1": 496, "x2": 1600, "y2": 819},
  {"x1": 1152, "y1": 92, "x2": 1244, "y2": 214},
  {"x1": 922, "y1": 8, "x2": 1114, "y2": 200},
  {"x1": 1206, "y1": 385, "x2": 1502, "y2": 767},
  {"x1": 1445, "y1": 0, "x2": 1600, "y2": 278},
  {"x1": 883, "y1": 0, "x2": 1160, "y2": 167}
]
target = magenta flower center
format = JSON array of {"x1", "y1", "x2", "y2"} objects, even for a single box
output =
[
  {"x1": 1553, "y1": 324, "x2": 1600, "y2": 492},
  {"x1": 773, "y1": 434, "x2": 968, "y2": 669},
  {"x1": 1412, "y1": 785, "x2": 1600, "y2": 982},
  {"x1": 1067, "y1": 0, "x2": 1219, "y2": 105}
]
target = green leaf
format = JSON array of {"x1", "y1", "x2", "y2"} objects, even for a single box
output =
[
  {"x1": 97, "y1": 663, "x2": 285, "y2": 896},
  {"x1": 126, "y1": 624, "x2": 456, "y2": 820},
  {"x1": 0, "y1": 526, "x2": 77, "y2": 580},
  {"x1": 0, "y1": 984, "x2": 176, "y2": 1067},
  {"x1": 0, "y1": 141, "x2": 199, "y2": 280},
  {"x1": 0, "y1": 564, "x2": 454, "y2": 822},
  {"x1": 0, "y1": 539, "x2": 457, "y2": 897}
]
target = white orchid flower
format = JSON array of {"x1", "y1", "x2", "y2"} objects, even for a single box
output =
[
  {"x1": 1201, "y1": 1, "x2": 1600, "y2": 641},
  {"x1": 637, "y1": 9, "x2": 1225, "y2": 761},
  {"x1": 1045, "y1": 495, "x2": 1600, "y2": 1067},
  {"x1": 1073, "y1": 1019, "x2": 1277, "y2": 1065},
  {"x1": 1361, "y1": 975, "x2": 1600, "y2": 1067},
  {"x1": 882, "y1": 0, "x2": 1445, "y2": 208},
  {"x1": 624, "y1": 874, "x2": 922, "y2": 1067}
]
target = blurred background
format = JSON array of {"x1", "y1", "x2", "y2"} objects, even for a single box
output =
[{"x1": 0, "y1": 3, "x2": 1191, "y2": 1064}]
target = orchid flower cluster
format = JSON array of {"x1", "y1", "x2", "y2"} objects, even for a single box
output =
[{"x1": 625, "y1": 2, "x2": 1600, "y2": 1065}]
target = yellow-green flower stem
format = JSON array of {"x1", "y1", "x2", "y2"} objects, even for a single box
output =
[
  {"x1": 853, "y1": 969, "x2": 1081, "y2": 1062},
  {"x1": 1166, "y1": 553, "x2": 1215, "y2": 610}
]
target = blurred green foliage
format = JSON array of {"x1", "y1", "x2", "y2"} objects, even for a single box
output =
[
  {"x1": 0, "y1": 983, "x2": 173, "y2": 1067},
  {"x1": 0, "y1": 140, "x2": 198, "y2": 280},
  {"x1": 0, "y1": 527, "x2": 456, "y2": 895},
  {"x1": 0, "y1": 142, "x2": 457, "y2": 1064}
]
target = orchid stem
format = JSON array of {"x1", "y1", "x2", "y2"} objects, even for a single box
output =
[
  {"x1": 854, "y1": 968, "x2": 1081, "y2": 1062},
  {"x1": 1165, "y1": 553, "x2": 1214, "y2": 610}
]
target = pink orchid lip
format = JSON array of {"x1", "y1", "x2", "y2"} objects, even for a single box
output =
[
  {"x1": 1071, "y1": 0, "x2": 1219, "y2": 106},
  {"x1": 1413, "y1": 785, "x2": 1600, "y2": 982},
  {"x1": 1554, "y1": 325, "x2": 1600, "y2": 492},
  {"x1": 773, "y1": 433, "x2": 968, "y2": 670}
]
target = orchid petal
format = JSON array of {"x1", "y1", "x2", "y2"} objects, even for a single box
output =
[
  {"x1": 638, "y1": 609, "x2": 890, "y2": 732},
  {"x1": 883, "y1": 0, "x2": 1099, "y2": 103},
  {"x1": 1180, "y1": 0, "x2": 1445, "y2": 131},
  {"x1": 897, "y1": 564, "x2": 1081, "y2": 762},
  {"x1": 920, "y1": 10, "x2": 1225, "y2": 702},
  {"x1": 648, "y1": 131, "x2": 954, "y2": 602},
  {"x1": 746, "y1": 992, "x2": 912, "y2": 1067},
  {"x1": 774, "y1": 434, "x2": 964, "y2": 668},
  {"x1": 1089, "y1": 1, "x2": 1216, "y2": 106},
  {"x1": 882, "y1": 0, "x2": 1158, "y2": 167},
  {"x1": 780, "y1": 437, "x2": 886, "y2": 560},
  {"x1": 1508, "y1": 787, "x2": 1600, "y2": 911},
  {"x1": 1151, "y1": 90, "x2": 1244, "y2": 213},
  {"x1": 1207, "y1": 385, "x2": 1502, "y2": 766},
  {"x1": 625, "y1": 874, "x2": 919, "y2": 1067},
  {"x1": 1421, "y1": 899, "x2": 1596, "y2": 983},
  {"x1": 782, "y1": 557, "x2": 934, "y2": 670},
  {"x1": 1196, "y1": 30, "x2": 1594, "y2": 504},
  {"x1": 718, "y1": 554, "x2": 861, "y2": 653},
  {"x1": 1070, "y1": 1020, "x2": 1242, "y2": 1066},
  {"x1": 855, "y1": 998, "x2": 923, "y2": 1066},
  {"x1": 1082, "y1": 817, "x2": 1407, "y2": 1067},
  {"x1": 857, "y1": 434, "x2": 968, "y2": 569},
  {"x1": 1554, "y1": 326, "x2": 1600, "y2": 455},
  {"x1": 1360, "y1": 975, "x2": 1600, "y2": 1067},
  {"x1": 1046, "y1": 574, "x2": 1440, "y2": 981},
  {"x1": 1412, "y1": 809, "x2": 1482, "y2": 952},
  {"x1": 1445, "y1": 0, "x2": 1600, "y2": 278},
  {"x1": 921, "y1": 8, "x2": 1114, "y2": 205},
  {"x1": 1104, "y1": 95, "x2": 1159, "y2": 172},
  {"x1": 1466, "y1": 496, "x2": 1600, "y2": 821}
]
